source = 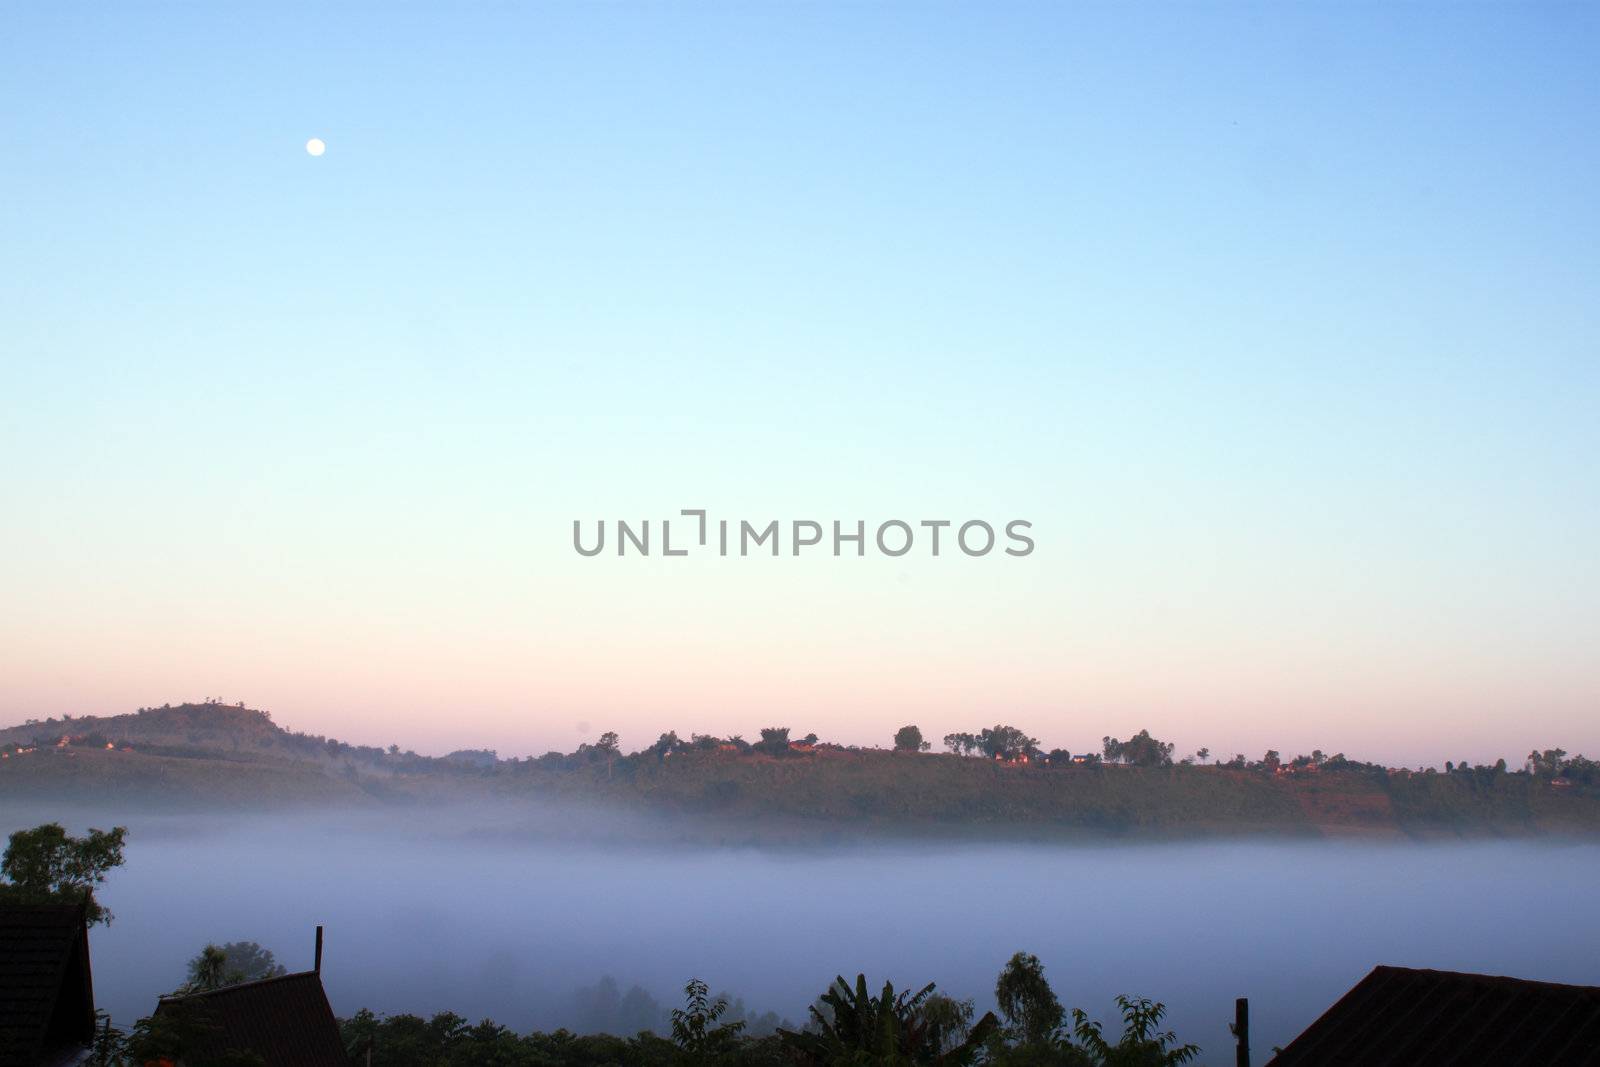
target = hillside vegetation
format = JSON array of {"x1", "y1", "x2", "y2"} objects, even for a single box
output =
[{"x1": 4, "y1": 704, "x2": 1599, "y2": 839}]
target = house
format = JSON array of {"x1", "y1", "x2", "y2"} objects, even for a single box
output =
[
  {"x1": 1267, "y1": 965, "x2": 1600, "y2": 1066},
  {"x1": 0, "y1": 903, "x2": 96, "y2": 1067},
  {"x1": 149, "y1": 929, "x2": 348, "y2": 1067}
]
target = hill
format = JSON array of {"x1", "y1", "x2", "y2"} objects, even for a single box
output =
[
  {"x1": 2, "y1": 702, "x2": 346, "y2": 764},
  {"x1": 3, "y1": 704, "x2": 1599, "y2": 839},
  {"x1": 0, "y1": 703, "x2": 497, "y2": 812}
]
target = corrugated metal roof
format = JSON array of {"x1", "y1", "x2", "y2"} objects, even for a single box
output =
[
  {"x1": 0, "y1": 903, "x2": 94, "y2": 1067},
  {"x1": 1269, "y1": 965, "x2": 1600, "y2": 1066},
  {"x1": 155, "y1": 970, "x2": 349, "y2": 1066}
]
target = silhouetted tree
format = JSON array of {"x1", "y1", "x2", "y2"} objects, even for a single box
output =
[
  {"x1": 979, "y1": 726, "x2": 1039, "y2": 761},
  {"x1": 995, "y1": 952, "x2": 1064, "y2": 1047},
  {"x1": 1528, "y1": 748, "x2": 1568, "y2": 777},
  {"x1": 921, "y1": 994, "x2": 977, "y2": 1057},
  {"x1": 944, "y1": 732, "x2": 981, "y2": 756},
  {"x1": 572, "y1": 975, "x2": 666, "y2": 1035},
  {"x1": 184, "y1": 941, "x2": 286, "y2": 991},
  {"x1": 1102, "y1": 730, "x2": 1175, "y2": 768},
  {"x1": 670, "y1": 978, "x2": 745, "y2": 1060},
  {"x1": 781, "y1": 974, "x2": 997, "y2": 1066},
  {"x1": 1072, "y1": 995, "x2": 1199, "y2": 1065},
  {"x1": 0, "y1": 823, "x2": 127, "y2": 925},
  {"x1": 895, "y1": 725, "x2": 931, "y2": 752},
  {"x1": 184, "y1": 945, "x2": 232, "y2": 992}
]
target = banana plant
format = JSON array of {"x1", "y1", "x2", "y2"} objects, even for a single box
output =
[{"x1": 779, "y1": 973, "x2": 998, "y2": 1065}]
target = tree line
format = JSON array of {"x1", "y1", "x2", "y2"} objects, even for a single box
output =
[
  {"x1": 9, "y1": 703, "x2": 1594, "y2": 784},
  {"x1": 519, "y1": 723, "x2": 1597, "y2": 782},
  {"x1": 331, "y1": 954, "x2": 1200, "y2": 1066}
]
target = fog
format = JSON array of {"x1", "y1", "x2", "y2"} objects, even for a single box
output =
[{"x1": 12, "y1": 806, "x2": 1600, "y2": 1058}]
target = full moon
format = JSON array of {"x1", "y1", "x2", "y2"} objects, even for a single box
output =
[{"x1": 305, "y1": 137, "x2": 326, "y2": 157}]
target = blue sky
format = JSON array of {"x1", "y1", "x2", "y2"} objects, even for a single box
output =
[{"x1": 2, "y1": 3, "x2": 1596, "y2": 762}]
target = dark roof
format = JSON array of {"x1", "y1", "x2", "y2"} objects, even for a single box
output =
[
  {"x1": 155, "y1": 970, "x2": 349, "y2": 1066},
  {"x1": 1269, "y1": 965, "x2": 1600, "y2": 1067},
  {"x1": 0, "y1": 903, "x2": 95, "y2": 1067}
]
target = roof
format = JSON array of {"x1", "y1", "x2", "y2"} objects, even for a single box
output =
[
  {"x1": 154, "y1": 970, "x2": 349, "y2": 1066},
  {"x1": 0, "y1": 903, "x2": 94, "y2": 1067},
  {"x1": 1269, "y1": 965, "x2": 1600, "y2": 1067}
]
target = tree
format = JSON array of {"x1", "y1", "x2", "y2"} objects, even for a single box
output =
[
  {"x1": 581, "y1": 731, "x2": 621, "y2": 778},
  {"x1": 89, "y1": 1010, "x2": 125, "y2": 1066},
  {"x1": 1102, "y1": 730, "x2": 1175, "y2": 768},
  {"x1": 1072, "y1": 995, "x2": 1199, "y2": 1066},
  {"x1": 185, "y1": 945, "x2": 233, "y2": 992},
  {"x1": 781, "y1": 974, "x2": 997, "y2": 1066},
  {"x1": 184, "y1": 941, "x2": 286, "y2": 991},
  {"x1": 979, "y1": 726, "x2": 1040, "y2": 761},
  {"x1": 758, "y1": 727, "x2": 791, "y2": 755},
  {"x1": 895, "y1": 725, "x2": 931, "y2": 753},
  {"x1": 0, "y1": 823, "x2": 127, "y2": 925},
  {"x1": 944, "y1": 732, "x2": 980, "y2": 756},
  {"x1": 572, "y1": 975, "x2": 667, "y2": 1036},
  {"x1": 1194, "y1": 748, "x2": 1210, "y2": 764},
  {"x1": 1563, "y1": 754, "x2": 1600, "y2": 786},
  {"x1": 1528, "y1": 748, "x2": 1568, "y2": 777},
  {"x1": 921, "y1": 994, "x2": 976, "y2": 1057},
  {"x1": 669, "y1": 978, "x2": 745, "y2": 1060},
  {"x1": 995, "y1": 952, "x2": 1065, "y2": 1047}
]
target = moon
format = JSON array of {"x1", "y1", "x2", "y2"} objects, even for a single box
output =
[{"x1": 305, "y1": 137, "x2": 326, "y2": 157}]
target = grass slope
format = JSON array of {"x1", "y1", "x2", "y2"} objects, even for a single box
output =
[{"x1": 4, "y1": 706, "x2": 1598, "y2": 838}]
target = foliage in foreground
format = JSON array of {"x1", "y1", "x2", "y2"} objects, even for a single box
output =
[
  {"x1": 323, "y1": 957, "x2": 1196, "y2": 1067},
  {"x1": 778, "y1": 973, "x2": 998, "y2": 1064},
  {"x1": 0, "y1": 821, "x2": 127, "y2": 925}
]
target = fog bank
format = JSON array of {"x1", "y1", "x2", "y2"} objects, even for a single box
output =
[{"x1": 11, "y1": 805, "x2": 1598, "y2": 1057}]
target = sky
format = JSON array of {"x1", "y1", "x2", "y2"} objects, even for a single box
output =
[{"x1": 1, "y1": 2, "x2": 1596, "y2": 766}]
